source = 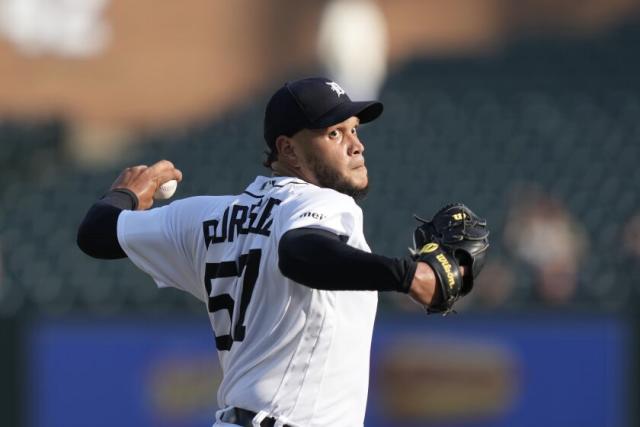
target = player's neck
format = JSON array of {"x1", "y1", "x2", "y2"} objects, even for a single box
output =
[{"x1": 270, "y1": 161, "x2": 310, "y2": 184}]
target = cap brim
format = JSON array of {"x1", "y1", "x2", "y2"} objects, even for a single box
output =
[{"x1": 310, "y1": 100, "x2": 383, "y2": 129}]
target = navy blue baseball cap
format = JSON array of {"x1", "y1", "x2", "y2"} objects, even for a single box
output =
[{"x1": 264, "y1": 77, "x2": 383, "y2": 148}]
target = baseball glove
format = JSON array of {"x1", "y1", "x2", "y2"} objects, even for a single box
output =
[{"x1": 412, "y1": 203, "x2": 490, "y2": 314}]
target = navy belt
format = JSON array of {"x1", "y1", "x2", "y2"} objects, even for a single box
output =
[{"x1": 220, "y1": 407, "x2": 291, "y2": 427}]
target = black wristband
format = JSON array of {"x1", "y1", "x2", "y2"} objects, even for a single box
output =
[
  {"x1": 398, "y1": 259, "x2": 418, "y2": 294},
  {"x1": 102, "y1": 188, "x2": 139, "y2": 210}
]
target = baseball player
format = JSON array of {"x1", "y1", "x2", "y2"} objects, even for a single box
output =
[{"x1": 77, "y1": 77, "x2": 489, "y2": 427}]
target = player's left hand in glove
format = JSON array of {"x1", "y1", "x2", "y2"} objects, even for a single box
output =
[{"x1": 411, "y1": 203, "x2": 490, "y2": 314}]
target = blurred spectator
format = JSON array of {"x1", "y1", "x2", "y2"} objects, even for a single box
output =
[
  {"x1": 621, "y1": 212, "x2": 640, "y2": 300},
  {"x1": 504, "y1": 185, "x2": 589, "y2": 306},
  {"x1": 470, "y1": 259, "x2": 517, "y2": 310},
  {"x1": 622, "y1": 213, "x2": 640, "y2": 260},
  {"x1": 317, "y1": 0, "x2": 388, "y2": 99}
]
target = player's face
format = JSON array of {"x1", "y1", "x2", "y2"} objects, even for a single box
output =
[{"x1": 294, "y1": 116, "x2": 368, "y2": 200}]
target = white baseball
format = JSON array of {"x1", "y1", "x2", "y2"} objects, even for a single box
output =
[{"x1": 153, "y1": 179, "x2": 178, "y2": 200}]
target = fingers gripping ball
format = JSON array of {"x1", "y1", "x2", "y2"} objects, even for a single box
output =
[
  {"x1": 412, "y1": 203, "x2": 490, "y2": 312},
  {"x1": 153, "y1": 179, "x2": 178, "y2": 200}
]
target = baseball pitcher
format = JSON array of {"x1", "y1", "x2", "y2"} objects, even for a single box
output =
[{"x1": 78, "y1": 77, "x2": 489, "y2": 427}]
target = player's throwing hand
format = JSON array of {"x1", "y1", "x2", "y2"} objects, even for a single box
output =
[{"x1": 110, "y1": 160, "x2": 183, "y2": 210}]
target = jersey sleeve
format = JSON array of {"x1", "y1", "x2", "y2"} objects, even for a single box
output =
[
  {"x1": 277, "y1": 189, "x2": 361, "y2": 242},
  {"x1": 117, "y1": 198, "x2": 206, "y2": 302}
]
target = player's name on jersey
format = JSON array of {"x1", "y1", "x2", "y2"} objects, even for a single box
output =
[{"x1": 203, "y1": 197, "x2": 281, "y2": 247}]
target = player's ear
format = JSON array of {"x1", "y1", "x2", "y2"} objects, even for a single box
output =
[{"x1": 275, "y1": 135, "x2": 300, "y2": 167}]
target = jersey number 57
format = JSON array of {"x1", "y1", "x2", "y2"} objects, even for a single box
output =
[{"x1": 204, "y1": 249, "x2": 261, "y2": 351}]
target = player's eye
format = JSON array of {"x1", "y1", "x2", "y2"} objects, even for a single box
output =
[
  {"x1": 351, "y1": 126, "x2": 358, "y2": 135},
  {"x1": 328, "y1": 129, "x2": 341, "y2": 139}
]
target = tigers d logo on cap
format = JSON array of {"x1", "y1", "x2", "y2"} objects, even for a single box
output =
[
  {"x1": 263, "y1": 76, "x2": 383, "y2": 149},
  {"x1": 325, "y1": 81, "x2": 346, "y2": 97}
]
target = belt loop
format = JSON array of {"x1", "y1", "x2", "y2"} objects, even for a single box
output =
[
  {"x1": 252, "y1": 410, "x2": 269, "y2": 427},
  {"x1": 215, "y1": 406, "x2": 231, "y2": 423}
]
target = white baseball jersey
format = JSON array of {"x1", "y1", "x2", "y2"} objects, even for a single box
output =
[{"x1": 117, "y1": 175, "x2": 378, "y2": 427}]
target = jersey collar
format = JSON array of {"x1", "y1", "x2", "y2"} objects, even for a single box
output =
[{"x1": 245, "y1": 176, "x2": 309, "y2": 193}]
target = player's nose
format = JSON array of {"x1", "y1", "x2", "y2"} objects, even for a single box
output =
[{"x1": 348, "y1": 134, "x2": 365, "y2": 156}]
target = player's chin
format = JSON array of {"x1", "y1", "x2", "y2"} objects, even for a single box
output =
[
  {"x1": 348, "y1": 168, "x2": 368, "y2": 192},
  {"x1": 350, "y1": 162, "x2": 367, "y2": 175}
]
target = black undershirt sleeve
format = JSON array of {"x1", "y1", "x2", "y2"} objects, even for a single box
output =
[
  {"x1": 76, "y1": 189, "x2": 138, "y2": 259},
  {"x1": 278, "y1": 227, "x2": 416, "y2": 293}
]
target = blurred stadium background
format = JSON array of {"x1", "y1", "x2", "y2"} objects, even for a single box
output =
[{"x1": 0, "y1": 0, "x2": 639, "y2": 426}]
